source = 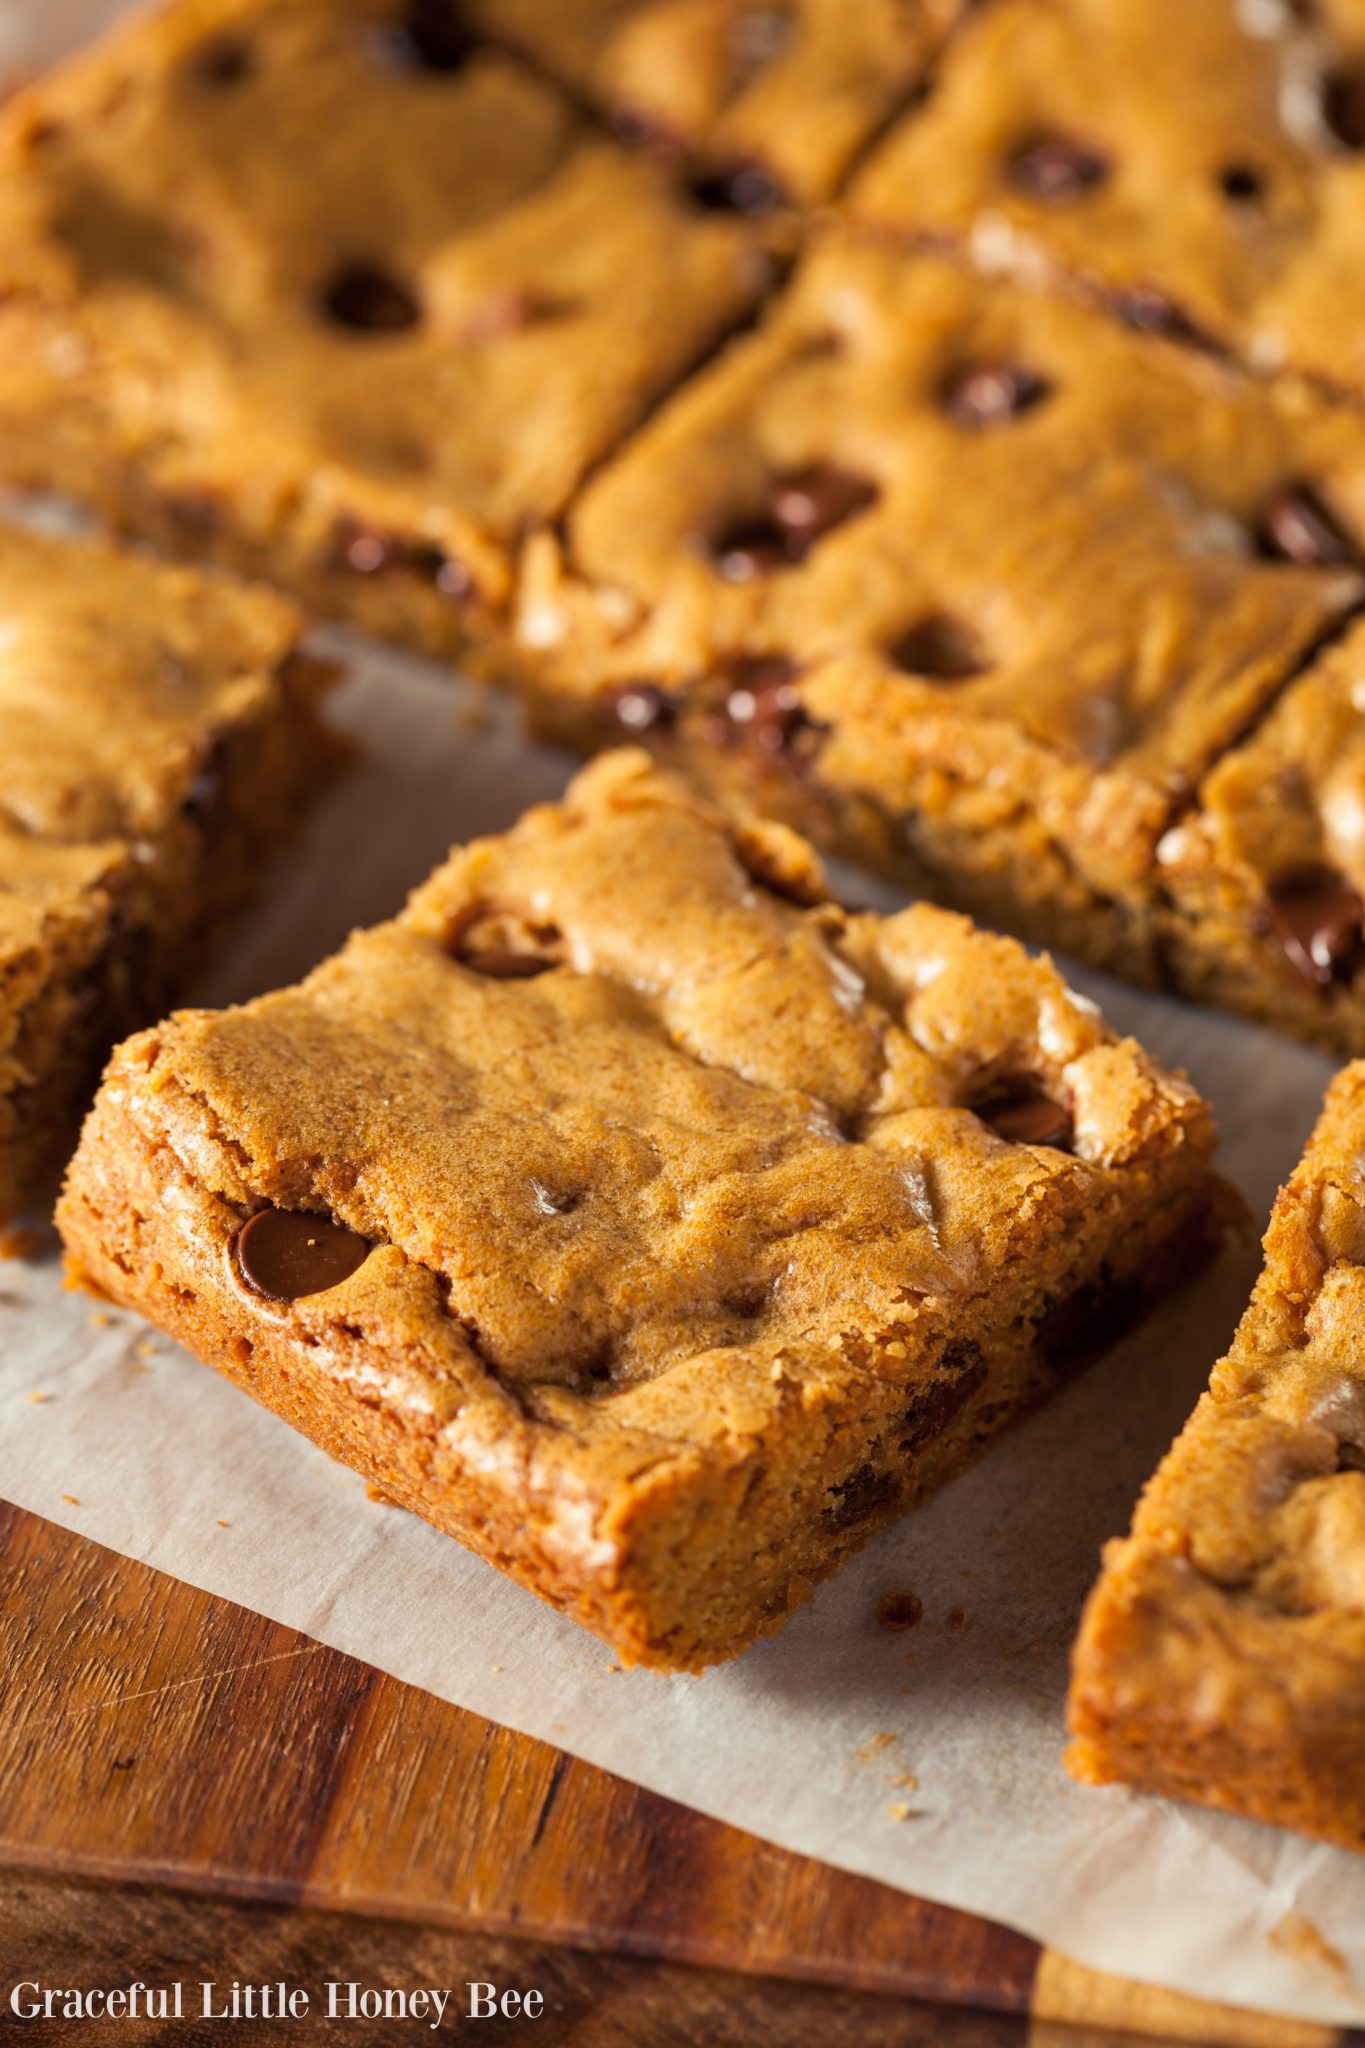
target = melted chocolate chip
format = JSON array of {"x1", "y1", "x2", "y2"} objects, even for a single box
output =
[
  {"x1": 1324, "y1": 67, "x2": 1365, "y2": 150},
  {"x1": 722, "y1": 655, "x2": 813, "y2": 755},
  {"x1": 971, "y1": 1083, "x2": 1073, "y2": 1148},
  {"x1": 235, "y1": 1208, "x2": 372, "y2": 1302},
  {"x1": 887, "y1": 612, "x2": 989, "y2": 682},
  {"x1": 771, "y1": 465, "x2": 879, "y2": 548},
  {"x1": 332, "y1": 518, "x2": 472, "y2": 601},
  {"x1": 609, "y1": 104, "x2": 683, "y2": 155},
  {"x1": 1112, "y1": 284, "x2": 1200, "y2": 343},
  {"x1": 710, "y1": 464, "x2": 878, "y2": 579},
  {"x1": 899, "y1": 1344, "x2": 988, "y2": 1452},
  {"x1": 447, "y1": 906, "x2": 564, "y2": 979},
  {"x1": 457, "y1": 286, "x2": 568, "y2": 342},
  {"x1": 607, "y1": 682, "x2": 681, "y2": 735},
  {"x1": 822, "y1": 1465, "x2": 900, "y2": 1531},
  {"x1": 1008, "y1": 134, "x2": 1109, "y2": 202},
  {"x1": 1257, "y1": 863, "x2": 1365, "y2": 988},
  {"x1": 688, "y1": 158, "x2": 785, "y2": 215},
  {"x1": 369, "y1": 0, "x2": 476, "y2": 73},
  {"x1": 942, "y1": 363, "x2": 1052, "y2": 429},
  {"x1": 321, "y1": 262, "x2": 421, "y2": 333},
  {"x1": 186, "y1": 33, "x2": 254, "y2": 86},
  {"x1": 459, "y1": 950, "x2": 558, "y2": 979},
  {"x1": 1220, "y1": 162, "x2": 1266, "y2": 204},
  {"x1": 1257, "y1": 484, "x2": 1357, "y2": 567},
  {"x1": 181, "y1": 735, "x2": 230, "y2": 832}
]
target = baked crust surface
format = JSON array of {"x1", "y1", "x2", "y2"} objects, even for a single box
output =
[
  {"x1": 0, "y1": 0, "x2": 766, "y2": 657},
  {"x1": 850, "y1": 0, "x2": 1365, "y2": 397},
  {"x1": 60, "y1": 750, "x2": 1223, "y2": 1668},
  {"x1": 1068, "y1": 1062, "x2": 1365, "y2": 1852}
]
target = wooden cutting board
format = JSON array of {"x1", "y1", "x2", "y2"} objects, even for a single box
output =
[{"x1": 0, "y1": 1499, "x2": 1354, "y2": 2048}]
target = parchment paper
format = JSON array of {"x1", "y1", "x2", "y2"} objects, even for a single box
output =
[{"x1": 3, "y1": 1, "x2": 1365, "y2": 2023}]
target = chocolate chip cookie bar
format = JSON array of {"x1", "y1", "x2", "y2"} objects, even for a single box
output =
[
  {"x1": 59, "y1": 750, "x2": 1223, "y2": 1668},
  {"x1": 0, "y1": 0, "x2": 765, "y2": 661},
  {"x1": 515, "y1": 237, "x2": 1365, "y2": 981},
  {"x1": 1156, "y1": 619, "x2": 1365, "y2": 1054},
  {"x1": 471, "y1": 0, "x2": 961, "y2": 208},
  {"x1": 0, "y1": 522, "x2": 334, "y2": 1226},
  {"x1": 1068, "y1": 1062, "x2": 1365, "y2": 1851},
  {"x1": 850, "y1": 0, "x2": 1365, "y2": 395}
]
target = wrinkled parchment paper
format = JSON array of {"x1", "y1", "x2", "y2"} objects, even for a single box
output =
[{"x1": 3, "y1": 2, "x2": 1365, "y2": 2022}]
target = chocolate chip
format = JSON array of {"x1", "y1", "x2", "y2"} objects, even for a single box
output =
[
  {"x1": 822, "y1": 1464, "x2": 899, "y2": 1531},
  {"x1": 447, "y1": 906, "x2": 564, "y2": 979},
  {"x1": 1112, "y1": 284, "x2": 1200, "y2": 343},
  {"x1": 158, "y1": 490, "x2": 223, "y2": 542},
  {"x1": 606, "y1": 683, "x2": 681, "y2": 735},
  {"x1": 1324, "y1": 67, "x2": 1365, "y2": 150},
  {"x1": 688, "y1": 158, "x2": 785, "y2": 215},
  {"x1": 456, "y1": 286, "x2": 567, "y2": 342},
  {"x1": 1008, "y1": 134, "x2": 1109, "y2": 202},
  {"x1": 186, "y1": 33, "x2": 254, "y2": 86},
  {"x1": 235, "y1": 1208, "x2": 372, "y2": 1302},
  {"x1": 899, "y1": 1344, "x2": 988, "y2": 1451},
  {"x1": 710, "y1": 464, "x2": 878, "y2": 579},
  {"x1": 1220, "y1": 162, "x2": 1266, "y2": 204},
  {"x1": 368, "y1": 0, "x2": 475, "y2": 73},
  {"x1": 1339, "y1": 1440, "x2": 1365, "y2": 1472},
  {"x1": 458, "y1": 950, "x2": 558, "y2": 980},
  {"x1": 332, "y1": 518, "x2": 472, "y2": 601},
  {"x1": 1257, "y1": 863, "x2": 1365, "y2": 988},
  {"x1": 887, "y1": 612, "x2": 989, "y2": 681},
  {"x1": 722, "y1": 655, "x2": 813, "y2": 755},
  {"x1": 971, "y1": 1084, "x2": 1073, "y2": 1148},
  {"x1": 1257, "y1": 484, "x2": 1356, "y2": 567},
  {"x1": 712, "y1": 518, "x2": 791, "y2": 583},
  {"x1": 875, "y1": 1590, "x2": 923, "y2": 1631},
  {"x1": 770, "y1": 465, "x2": 879, "y2": 548},
  {"x1": 942, "y1": 363, "x2": 1052, "y2": 429},
  {"x1": 181, "y1": 736, "x2": 229, "y2": 831},
  {"x1": 320, "y1": 262, "x2": 421, "y2": 333},
  {"x1": 609, "y1": 104, "x2": 682, "y2": 155}
]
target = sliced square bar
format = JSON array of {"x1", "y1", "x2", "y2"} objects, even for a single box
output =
[
  {"x1": 0, "y1": 522, "x2": 334, "y2": 1224},
  {"x1": 515, "y1": 237, "x2": 1365, "y2": 983},
  {"x1": 0, "y1": 0, "x2": 766, "y2": 659},
  {"x1": 1156, "y1": 617, "x2": 1365, "y2": 1054},
  {"x1": 60, "y1": 750, "x2": 1223, "y2": 1668},
  {"x1": 849, "y1": 0, "x2": 1365, "y2": 397},
  {"x1": 1068, "y1": 1063, "x2": 1365, "y2": 1851}
]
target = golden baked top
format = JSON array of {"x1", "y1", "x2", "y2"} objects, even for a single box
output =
[
  {"x1": 99, "y1": 750, "x2": 1215, "y2": 1487},
  {"x1": 0, "y1": 0, "x2": 765, "y2": 615},
  {"x1": 851, "y1": 0, "x2": 1365, "y2": 395},
  {"x1": 470, "y1": 0, "x2": 960, "y2": 205},
  {"x1": 518, "y1": 238, "x2": 1365, "y2": 881}
]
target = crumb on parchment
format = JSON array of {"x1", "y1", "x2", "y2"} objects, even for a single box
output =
[
  {"x1": 887, "y1": 1802, "x2": 915, "y2": 1822},
  {"x1": 875, "y1": 1589, "x2": 923, "y2": 1631},
  {"x1": 1269, "y1": 1913, "x2": 1355, "y2": 1987},
  {"x1": 60, "y1": 1494, "x2": 79, "y2": 1506}
]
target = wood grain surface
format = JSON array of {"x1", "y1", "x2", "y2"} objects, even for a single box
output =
[{"x1": 0, "y1": 1500, "x2": 1357, "y2": 2048}]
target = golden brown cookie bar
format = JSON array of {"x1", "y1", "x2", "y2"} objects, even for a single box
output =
[
  {"x1": 1068, "y1": 1062, "x2": 1365, "y2": 1852},
  {"x1": 0, "y1": 0, "x2": 766, "y2": 661},
  {"x1": 850, "y1": 0, "x2": 1365, "y2": 395},
  {"x1": 0, "y1": 523, "x2": 335, "y2": 1226},
  {"x1": 60, "y1": 750, "x2": 1224, "y2": 1669},
  {"x1": 470, "y1": 0, "x2": 961, "y2": 208},
  {"x1": 1156, "y1": 619, "x2": 1365, "y2": 1054},
  {"x1": 515, "y1": 238, "x2": 1365, "y2": 980}
]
